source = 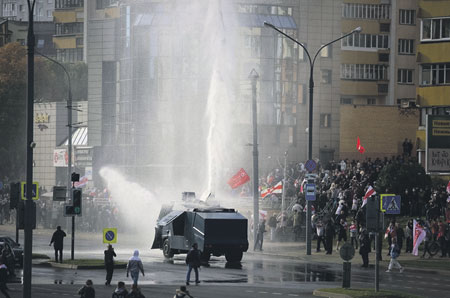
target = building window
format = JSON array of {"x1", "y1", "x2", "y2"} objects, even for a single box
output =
[
  {"x1": 294, "y1": 42, "x2": 306, "y2": 61},
  {"x1": 342, "y1": 3, "x2": 390, "y2": 20},
  {"x1": 341, "y1": 64, "x2": 388, "y2": 81},
  {"x1": 321, "y1": 69, "x2": 332, "y2": 84},
  {"x1": 76, "y1": 37, "x2": 84, "y2": 46},
  {"x1": 397, "y1": 98, "x2": 416, "y2": 108},
  {"x1": 378, "y1": 84, "x2": 388, "y2": 93},
  {"x1": 56, "y1": 48, "x2": 83, "y2": 63},
  {"x1": 47, "y1": 10, "x2": 52, "y2": 18},
  {"x1": 367, "y1": 98, "x2": 376, "y2": 105},
  {"x1": 398, "y1": 39, "x2": 414, "y2": 54},
  {"x1": 56, "y1": 0, "x2": 84, "y2": 9},
  {"x1": 342, "y1": 33, "x2": 389, "y2": 50},
  {"x1": 399, "y1": 9, "x2": 416, "y2": 25},
  {"x1": 420, "y1": 63, "x2": 450, "y2": 85},
  {"x1": 398, "y1": 69, "x2": 414, "y2": 84},
  {"x1": 320, "y1": 45, "x2": 332, "y2": 58},
  {"x1": 55, "y1": 22, "x2": 83, "y2": 35},
  {"x1": 320, "y1": 114, "x2": 331, "y2": 128},
  {"x1": 340, "y1": 97, "x2": 353, "y2": 105},
  {"x1": 421, "y1": 17, "x2": 450, "y2": 41}
]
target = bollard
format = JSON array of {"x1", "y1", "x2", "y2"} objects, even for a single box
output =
[{"x1": 342, "y1": 261, "x2": 351, "y2": 288}]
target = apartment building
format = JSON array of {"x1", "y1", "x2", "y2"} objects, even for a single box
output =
[
  {"x1": 52, "y1": 0, "x2": 85, "y2": 62},
  {"x1": 0, "y1": 0, "x2": 54, "y2": 22},
  {"x1": 416, "y1": 0, "x2": 450, "y2": 168}
]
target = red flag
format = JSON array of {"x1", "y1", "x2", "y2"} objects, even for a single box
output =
[
  {"x1": 357, "y1": 137, "x2": 365, "y2": 154},
  {"x1": 227, "y1": 168, "x2": 250, "y2": 189},
  {"x1": 362, "y1": 185, "x2": 376, "y2": 207}
]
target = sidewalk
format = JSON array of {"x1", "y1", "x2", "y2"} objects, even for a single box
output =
[{"x1": 247, "y1": 239, "x2": 450, "y2": 275}]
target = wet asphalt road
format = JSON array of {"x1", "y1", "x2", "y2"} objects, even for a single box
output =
[{"x1": 3, "y1": 227, "x2": 450, "y2": 298}]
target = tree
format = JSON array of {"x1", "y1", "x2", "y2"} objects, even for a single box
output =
[{"x1": 0, "y1": 42, "x2": 88, "y2": 180}]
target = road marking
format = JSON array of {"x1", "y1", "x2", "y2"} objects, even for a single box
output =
[
  {"x1": 288, "y1": 294, "x2": 299, "y2": 297},
  {"x1": 259, "y1": 291, "x2": 268, "y2": 294},
  {"x1": 246, "y1": 290, "x2": 254, "y2": 293},
  {"x1": 272, "y1": 293, "x2": 282, "y2": 295}
]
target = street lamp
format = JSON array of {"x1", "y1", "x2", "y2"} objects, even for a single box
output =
[{"x1": 264, "y1": 21, "x2": 361, "y2": 255}]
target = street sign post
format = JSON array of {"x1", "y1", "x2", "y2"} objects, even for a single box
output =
[
  {"x1": 20, "y1": 182, "x2": 39, "y2": 200},
  {"x1": 380, "y1": 194, "x2": 401, "y2": 215},
  {"x1": 305, "y1": 183, "x2": 316, "y2": 201},
  {"x1": 103, "y1": 228, "x2": 117, "y2": 244},
  {"x1": 52, "y1": 186, "x2": 67, "y2": 201},
  {"x1": 305, "y1": 159, "x2": 316, "y2": 172}
]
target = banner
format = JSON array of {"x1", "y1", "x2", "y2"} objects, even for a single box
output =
[
  {"x1": 413, "y1": 219, "x2": 426, "y2": 256},
  {"x1": 227, "y1": 168, "x2": 250, "y2": 189},
  {"x1": 261, "y1": 181, "x2": 282, "y2": 198},
  {"x1": 362, "y1": 186, "x2": 376, "y2": 207}
]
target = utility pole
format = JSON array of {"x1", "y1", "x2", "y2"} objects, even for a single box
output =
[
  {"x1": 281, "y1": 151, "x2": 288, "y2": 216},
  {"x1": 249, "y1": 69, "x2": 259, "y2": 247},
  {"x1": 24, "y1": 1, "x2": 36, "y2": 297}
]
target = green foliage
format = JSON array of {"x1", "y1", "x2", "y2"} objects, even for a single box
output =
[{"x1": 375, "y1": 161, "x2": 431, "y2": 194}]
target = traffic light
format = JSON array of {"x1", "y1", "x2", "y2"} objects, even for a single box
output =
[
  {"x1": 9, "y1": 182, "x2": 20, "y2": 209},
  {"x1": 72, "y1": 188, "x2": 82, "y2": 215},
  {"x1": 366, "y1": 196, "x2": 379, "y2": 232}
]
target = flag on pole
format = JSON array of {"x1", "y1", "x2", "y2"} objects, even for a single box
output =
[
  {"x1": 413, "y1": 219, "x2": 426, "y2": 256},
  {"x1": 361, "y1": 185, "x2": 376, "y2": 207},
  {"x1": 357, "y1": 137, "x2": 365, "y2": 154},
  {"x1": 227, "y1": 168, "x2": 250, "y2": 189},
  {"x1": 261, "y1": 181, "x2": 282, "y2": 198}
]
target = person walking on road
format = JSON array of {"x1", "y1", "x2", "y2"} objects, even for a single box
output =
[
  {"x1": 174, "y1": 285, "x2": 193, "y2": 298},
  {"x1": 112, "y1": 281, "x2": 128, "y2": 298},
  {"x1": 386, "y1": 238, "x2": 404, "y2": 273},
  {"x1": 0, "y1": 262, "x2": 11, "y2": 298},
  {"x1": 104, "y1": 244, "x2": 117, "y2": 285},
  {"x1": 49, "y1": 225, "x2": 66, "y2": 263},
  {"x1": 185, "y1": 243, "x2": 201, "y2": 286},
  {"x1": 126, "y1": 250, "x2": 145, "y2": 286},
  {"x1": 78, "y1": 279, "x2": 95, "y2": 298}
]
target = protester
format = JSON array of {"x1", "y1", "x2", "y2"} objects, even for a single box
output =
[
  {"x1": 349, "y1": 221, "x2": 358, "y2": 249},
  {"x1": 126, "y1": 250, "x2": 145, "y2": 286},
  {"x1": 359, "y1": 228, "x2": 370, "y2": 268},
  {"x1": 405, "y1": 220, "x2": 413, "y2": 253},
  {"x1": 316, "y1": 220, "x2": 325, "y2": 252},
  {"x1": 386, "y1": 239, "x2": 404, "y2": 273},
  {"x1": 112, "y1": 281, "x2": 128, "y2": 298},
  {"x1": 292, "y1": 210, "x2": 301, "y2": 241},
  {"x1": 254, "y1": 220, "x2": 266, "y2": 251},
  {"x1": 127, "y1": 284, "x2": 145, "y2": 298},
  {"x1": 49, "y1": 225, "x2": 66, "y2": 263},
  {"x1": 421, "y1": 224, "x2": 433, "y2": 259},
  {"x1": 185, "y1": 243, "x2": 201, "y2": 286},
  {"x1": 78, "y1": 279, "x2": 95, "y2": 298},
  {"x1": 336, "y1": 218, "x2": 348, "y2": 251},
  {"x1": 174, "y1": 286, "x2": 193, "y2": 298},
  {"x1": 325, "y1": 220, "x2": 335, "y2": 254},
  {"x1": 104, "y1": 244, "x2": 117, "y2": 285},
  {"x1": 268, "y1": 213, "x2": 277, "y2": 241}
]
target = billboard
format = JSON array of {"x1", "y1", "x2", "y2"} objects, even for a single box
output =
[{"x1": 426, "y1": 115, "x2": 450, "y2": 174}]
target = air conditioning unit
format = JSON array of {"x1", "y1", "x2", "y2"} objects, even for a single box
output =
[{"x1": 400, "y1": 100, "x2": 416, "y2": 108}]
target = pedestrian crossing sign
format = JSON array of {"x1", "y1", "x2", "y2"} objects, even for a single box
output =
[
  {"x1": 380, "y1": 194, "x2": 401, "y2": 215},
  {"x1": 103, "y1": 228, "x2": 117, "y2": 244}
]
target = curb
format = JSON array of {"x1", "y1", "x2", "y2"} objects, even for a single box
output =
[
  {"x1": 313, "y1": 290, "x2": 351, "y2": 298},
  {"x1": 42, "y1": 262, "x2": 127, "y2": 270}
]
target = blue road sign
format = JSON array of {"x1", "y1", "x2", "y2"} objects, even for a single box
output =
[
  {"x1": 380, "y1": 194, "x2": 401, "y2": 215},
  {"x1": 305, "y1": 183, "x2": 316, "y2": 201},
  {"x1": 305, "y1": 159, "x2": 317, "y2": 172},
  {"x1": 103, "y1": 228, "x2": 117, "y2": 243}
]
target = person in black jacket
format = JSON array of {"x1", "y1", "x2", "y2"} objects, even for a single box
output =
[
  {"x1": 49, "y1": 226, "x2": 66, "y2": 263},
  {"x1": 359, "y1": 228, "x2": 370, "y2": 268},
  {"x1": 185, "y1": 243, "x2": 201, "y2": 286},
  {"x1": 324, "y1": 220, "x2": 335, "y2": 254},
  {"x1": 78, "y1": 279, "x2": 95, "y2": 298},
  {"x1": 104, "y1": 244, "x2": 117, "y2": 286}
]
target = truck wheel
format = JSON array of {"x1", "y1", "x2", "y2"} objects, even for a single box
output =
[
  {"x1": 225, "y1": 250, "x2": 243, "y2": 262},
  {"x1": 162, "y1": 239, "x2": 174, "y2": 258}
]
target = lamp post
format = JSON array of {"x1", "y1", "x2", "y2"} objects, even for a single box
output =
[
  {"x1": 264, "y1": 22, "x2": 361, "y2": 255},
  {"x1": 36, "y1": 51, "x2": 75, "y2": 260},
  {"x1": 249, "y1": 69, "x2": 259, "y2": 247},
  {"x1": 24, "y1": 1, "x2": 36, "y2": 297}
]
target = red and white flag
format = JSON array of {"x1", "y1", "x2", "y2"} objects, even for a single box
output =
[
  {"x1": 227, "y1": 168, "x2": 250, "y2": 189},
  {"x1": 74, "y1": 176, "x2": 88, "y2": 188},
  {"x1": 261, "y1": 181, "x2": 282, "y2": 198},
  {"x1": 413, "y1": 219, "x2": 426, "y2": 256},
  {"x1": 361, "y1": 185, "x2": 376, "y2": 207},
  {"x1": 357, "y1": 137, "x2": 365, "y2": 154}
]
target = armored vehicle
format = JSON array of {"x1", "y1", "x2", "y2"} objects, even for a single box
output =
[{"x1": 151, "y1": 207, "x2": 248, "y2": 262}]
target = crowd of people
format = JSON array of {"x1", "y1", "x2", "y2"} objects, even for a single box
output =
[{"x1": 253, "y1": 155, "x2": 450, "y2": 266}]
